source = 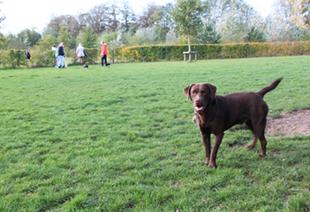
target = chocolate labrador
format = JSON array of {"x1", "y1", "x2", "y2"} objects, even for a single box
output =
[{"x1": 184, "y1": 78, "x2": 282, "y2": 168}]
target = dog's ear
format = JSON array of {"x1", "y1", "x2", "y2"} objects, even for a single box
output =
[
  {"x1": 184, "y1": 84, "x2": 194, "y2": 101},
  {"x1": 206, "y1": 84, "x2": 217, "y2": 100}
]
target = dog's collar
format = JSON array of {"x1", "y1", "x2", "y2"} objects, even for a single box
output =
[{"x1": 205, "y1": 99, "x2": 216, "y2": 112}]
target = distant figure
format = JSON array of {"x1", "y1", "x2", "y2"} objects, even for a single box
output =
[
  {"x1": 25, "y1": 49, "x2": 31, "y2": 60},
  {"x1": 51, "y1": 44, "x2": 59, "y2": 68},
  {"x1": 100, "y1": 41, "x2": 109, "y2": 67},
  {"x1": 76, "y1": 43, "x2": 88, "y2": 69},
  {"x1": 76, "y1": 43, "x2": 85, "y2": 63},
  {"x1": 58, "y1": 42, "x2": 65, "y2": 68}
]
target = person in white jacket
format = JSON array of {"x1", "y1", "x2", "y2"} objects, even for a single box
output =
[
  {"x1": 51, "y1": 44, "x2": 59, "y2": 68},
  {"x1": 76, "y1": 43, "x2": 86, "y2": 67}
]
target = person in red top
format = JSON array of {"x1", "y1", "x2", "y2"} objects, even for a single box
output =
[{"x1": 100, "y1": 41, "x2": 109, "y2": 66}]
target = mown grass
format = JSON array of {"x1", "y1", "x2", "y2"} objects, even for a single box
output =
[{"x1": 0, "y1": 56, "x2": 309, "y2": 211}]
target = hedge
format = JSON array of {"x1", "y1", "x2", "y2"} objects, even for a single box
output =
[
  {"x1": 0, "y1": 47, "x2": 102, "y2": 68},
  {"x1": 1, "y1": 41, "x2": 309, "y2": 68},
  {"x1": 113, "y1": 41, "x2": 310, "y2": 62}
]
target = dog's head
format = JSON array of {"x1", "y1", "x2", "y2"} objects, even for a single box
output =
[{"x1": 184, "y1": 83, "x2": 217, "y2": 114}]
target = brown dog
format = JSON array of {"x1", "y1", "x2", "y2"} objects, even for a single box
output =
[{"x1": 184, "y1": 78, "x2": 282, "y2": 168}]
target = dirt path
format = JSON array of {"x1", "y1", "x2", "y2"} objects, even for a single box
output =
[{"x1": 266, "y1": 109, "x2": 310, "y2": 136}]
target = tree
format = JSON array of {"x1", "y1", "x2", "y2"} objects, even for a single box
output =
[
  {"x1": 119, "y1": 0, "x2": 137, "y2": 33},
  {"x1": 172, "y1": 0, "x2": 203, "y2": 55},
  {"x1": 137, "y1": 3, "x2": 174, "y2": 43},
  {"x1": 244, "y1": 27, "x2": 266, "y2": 42},
  {"x1": 155, "y1": 3, "x2": 174, "y2": 42},
  {"x1": 138, "y1": 4, "x2": 162, "y2": 28},
  {"x1": 58, "y1": 26, "x2": 70, "y2": 48},
  {"x1": 129, "y1": 27, "x2": 158, "y2": 45},
  {"x1": 85, "y1": 3, "x2": 120, "y2": 33},
  {"x1": 17, "y1": 29, "x2": 41, "y2": 47},
  {"x1": 109, "y1": 3, "x2": 119, "y2": 32},
  {"x1": 0, "y1": 1, "x2": 5, "y2": 28},
  {"x1": 85, "y1": 5, "x2": 112, "y2": 34},
  {"x1": 287, "y1": 0, "x2": 310, "y2": 29},
  {"x1": 78, "y1": 13, "x2": 91, "y2": 28},
  {"x1": 201, "y1": 0, "x2": 266, "y2": 42},
  {"x1": 6, "y1": 34, "x2": 25, "y2": 49},
  {"x1": 45, "y1": 15, "x2": 80, "y2": 38},
  {"x1": 197, "y1": 24, "x2": 221, "y2": 43},
  {"x1": 36, "y1": 34, "x2": 57, "y2": 49},
  {"x1": 0, "y1": 14, "x2": 3, "y2": 26},
  {"x1": 266, "y1": 0, "x2": 310, "y2": 41},
  {"x1": 0, "y1": 33, "x2": 7, "y2": 49},
  {"x1": 76, "y1": 27, "x2": 98, "y2": 48},
  {"x1": 117, "y1": 1, "x2": 138, "y2": 45},
  {"x1": 301, "y1": 0, "x2": 310, "y2": 27}
]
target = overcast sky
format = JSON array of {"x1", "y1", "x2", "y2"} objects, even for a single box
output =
[{"x1": 0, "y1": 0, "x2": 275, "y2": 34}]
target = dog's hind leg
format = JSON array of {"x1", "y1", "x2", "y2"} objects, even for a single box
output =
[
  {"x1": 246, "y1": 136, "x2": 257, "y2": 150},
  {"x1": 253, "y1": 118, "x2": 268, "y2": 157},
  {"x1": 258, "y1": 135, "x2": 267, "y2": 157},
  {"x1": 245, "y1": 120, "x2": 257, "y2": 150}
]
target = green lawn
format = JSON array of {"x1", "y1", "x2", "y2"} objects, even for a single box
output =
[{"x1": 0, "y1": 56, "x2": 309, "y2": 211}]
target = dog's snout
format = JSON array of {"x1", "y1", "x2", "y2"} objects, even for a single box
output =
[{"x1": 194, "y1": 100, "x2": 203, "y2": 107}]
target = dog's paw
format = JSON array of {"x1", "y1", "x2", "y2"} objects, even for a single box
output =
[
  {"x1": 208, "y1": 162, "x2": 217, "y2": 168},
  {"x1": 245, "y1": 143, "x2": 255, "y2": 150}
]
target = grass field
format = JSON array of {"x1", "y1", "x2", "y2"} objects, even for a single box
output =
[{"x1": 0, "y1": 56, "x2": 309, "y2": 211}]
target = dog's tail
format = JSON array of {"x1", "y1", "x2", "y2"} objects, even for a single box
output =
[{"x1": 257, "y1": 77, "x2": 283, "y2": 97}]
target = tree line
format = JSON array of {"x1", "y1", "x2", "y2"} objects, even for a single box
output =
[{"x1": 0, "y1": 0, "x2": 309, "y2": 51}]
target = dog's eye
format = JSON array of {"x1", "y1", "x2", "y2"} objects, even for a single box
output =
[{"x1": 192, "y1": 89, "x2": 198, "y2": 94}]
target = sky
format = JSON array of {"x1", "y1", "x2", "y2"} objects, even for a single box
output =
[{"x1": 0, "y1": 0, "x2": 275, "y2": 35}]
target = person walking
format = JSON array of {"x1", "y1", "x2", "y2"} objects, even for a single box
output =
[
  {"x1": 76, "y1": 43, "x2": 86, "y2": 68},
  {"x1": 58, "y1": 42, "x2": 65, "y2": 68},
  {"x1": 51, "y1": 44, "x2": 59, "y2": 68},
  {"x1": 25, "y1": 49, "x2": 31, "y2": 60},
  {"x1": 25, "y1": 49, "x2": 31, "y2": 67},
  {"x1": 100, "y1": 41, "x2": 109, "y2": 67}
]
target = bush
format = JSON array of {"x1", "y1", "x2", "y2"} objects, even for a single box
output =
[
  {"x1": 84, "y1": 48, "x2": 100, "y2": 64},
  {"x1": 30, "y1": 47, "x2": 55, "y2": 67},
  {"x1": 114, "y1": 41, "x2": 310, "y2": 62},
  {"x1": 0, "y1": 49, "x2": 27, "y2": 68}
]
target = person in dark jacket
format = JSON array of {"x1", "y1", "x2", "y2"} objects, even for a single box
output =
[
  {"x1": 58, "y1": 42, "x2": 65, "y2": 68},
  {"x1": 25, "y1": 49, "x2": 31, "y2": 60}
]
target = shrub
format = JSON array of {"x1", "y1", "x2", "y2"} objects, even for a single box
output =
[
  {"x1": 30, "y1": 47, "x2": 55, "y2": 67},
  {"x1": 84, "y1": 48, "x2": 100, "y2": 64},
  {"x1": 0, "y1": 49, "x2": 27, "y2": 68}
]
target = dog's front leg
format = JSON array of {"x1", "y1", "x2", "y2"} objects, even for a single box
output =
[
  {"x1": 200, "y1": 128, "x2": 211, "y2": 165},
  {"x1": 209, "y1": 133, "x2": 224, "y2": 168}
]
